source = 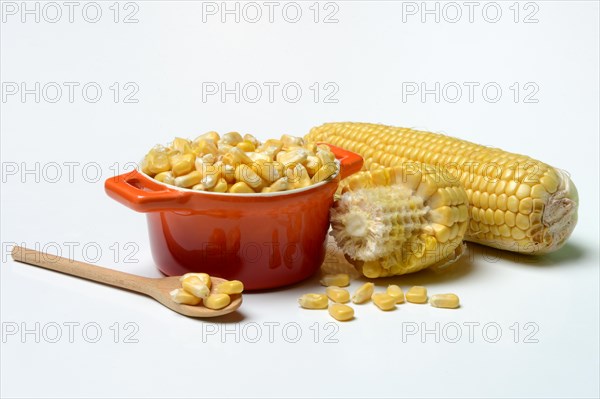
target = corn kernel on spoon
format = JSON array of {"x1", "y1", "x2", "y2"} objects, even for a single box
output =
[{"x1": 11, "y1": 246, "x2": 242, "y2": 318}]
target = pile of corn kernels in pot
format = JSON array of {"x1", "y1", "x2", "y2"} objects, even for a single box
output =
[{"x1": 141, "y1": 132, "x2": 339, "y2": 194}]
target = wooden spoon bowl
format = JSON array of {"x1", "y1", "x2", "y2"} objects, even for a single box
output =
[
  {"x1": 150, "y1": 275, "x2": 242, "y2": 317},
  {"x1": 11, "y1": 246, "x2": 242, "y2": 318}
]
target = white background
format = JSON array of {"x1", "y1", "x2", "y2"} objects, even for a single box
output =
[{"x1": 1, "y1": 1, "x2": 599, "y2": 398}]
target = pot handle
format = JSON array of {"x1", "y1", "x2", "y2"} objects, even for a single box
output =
[
  {"x1": 105, "y1": 169, "x2": 192, "y2": 213},
  {"x1": 320, "y1": 143, "x2": 364, "y2": 180}
]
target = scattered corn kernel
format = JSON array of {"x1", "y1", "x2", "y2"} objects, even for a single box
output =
[
  {"x1": 430, "y1": 293, "x2": 460, "y2": 309},
  {"x1": 215, "y1": 280, "x2": 244, "y2": 295},
  {"x1": 179, "y1": 273, "x2": 211, "y2": 289},
  {"x1": 181, "y1": 276, "x2": 210, "y2": 299},
  {"x1": 371, "y1": 293, "x2": 396, "y2": 311},
  {"x1": 204, "y1": 293, "x2": 231, "y2": 310},
  {"x1": 352, "y1": 282, "x2": 374, "y2": 304},
  {"x1": 320, "y1": 273, "x2": 350, "y2": 287},
  {"x1": 325, "y1": 286, "x2": 350, "y2": 303},
  {"x1": 298, "y1": 293, "x2": 328, "y2": 309},
  {"x1": 406, "y1": 286, "x2": 428, "y2": 304},
  {"x1": 170, "y1": 288, "x2": 202, "y2": 305},
  {"x1": 328, "y1": 304, "x2": 355, "y2": 321},
  {"x1": 386, "y1": 285, "x2": 405, "y2": 303}
]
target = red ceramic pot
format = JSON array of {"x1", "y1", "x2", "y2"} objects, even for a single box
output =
[{"x1": 105, "y1": 145, "x2": 362, "y2": 290}]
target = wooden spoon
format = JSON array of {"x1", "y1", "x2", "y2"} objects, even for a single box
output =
[{"x1": 11, "y1": 246, "x2": 242, "y2": 318}]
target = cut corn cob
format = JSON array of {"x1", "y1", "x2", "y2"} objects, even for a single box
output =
[
  {"x1": 331, "y1": 164, "x2": 469, "y2": 277},
  {"x1": 307, "y1": 122, "x2": 578, "y2": 254}
]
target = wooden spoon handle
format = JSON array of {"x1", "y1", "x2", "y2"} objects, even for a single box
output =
[{"x1": 11, "y1": 246, "x2": 152, "y2": 294}]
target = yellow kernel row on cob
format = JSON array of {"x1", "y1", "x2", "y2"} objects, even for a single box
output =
[
  {"x1": 330, "y1": 164, "x2": 468, "y2": 278},
  {"x1": 306, "y1": 122, "x2": 578, "y2": 254}
]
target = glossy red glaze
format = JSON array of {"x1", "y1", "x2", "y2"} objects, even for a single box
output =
[{"x1": 105, "y1": 144, "x2": 363, "y2": 290}]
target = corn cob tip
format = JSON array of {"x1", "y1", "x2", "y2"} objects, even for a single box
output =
[{"x1": 541, "y1": 169, "x2": 578, "y2": 252}]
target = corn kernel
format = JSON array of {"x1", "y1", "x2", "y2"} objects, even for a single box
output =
[
  {"x1": 257, "y1": 139, "x2": 283, "y2": 159},
  {"x1": 281, "y1": 134, "x2": 304, "y2": 148},
  {"x1": 277, "y1": 148, "x2": 309, "y2": 166},
  {"x1": 325, "y1": 286, "x2": 350, "y2": 303},
  {"x1": 218, "y1": 162, "x2": 236, "y2": 183},
  {"x1": 298, "y1": 293, "x2": 328, "y2": 309},
  {"x1": 286, "y1": 163, "x2": 311, "y2": 189},
  {"x1": 174, "y1": 170, "x2": 202, "y2": 188},
  {"x1": 211, "y1": 178, "x2": 228, "y2": 193},
  {"x1": 430, "y1": 293, "x2": 460, "y2": 309},
  {"x1": 304, "y1": 155, "x2": 322, "y2": 176},
  {"x1": 351, "y1": 282, "x2": 374, "y2": 304},
  {"x1": 179, "y1": 273, "x2": 212, "y2": 288},
  {"x1": 243, "y1": 133, "x2": 259, "y2": 147},
  {"x1": 215, "y1": 280, "x2": 244, "y2": 295},
  {"x1": 192, "y1": 139, "x2": 218, "y2": 157},
  {"x1": 235, "y1": 164, "x2": 265, "y2": 190},
  {"x1": 320, "y1": 273, "x2": 350, "y2": 287},
  {"x1": 147, "y1": 152, "x2": 170, "y2": 174},
  {"x1": 265, "y1": 177, "x2": 289, "y2": 192},
  {"x1": 172, "y1": 153, "x2": 195, "y2": 177},
  {"x1": 255, "y1": 160, "x2": 284, "y2": 183},
  {"x1": 154, "y1": 171, "x2": 174, "y2": 185},
  {"x1": 204, "y1": 294, "x2": 231, "y2": 310},
  {"x1": 172, "y1": 137, "x2": 192, "y2": 154},
  {"x1": 195, "y1": 131, "x2": 220, "y2": 143},
  {"x1": 181, "y1": 276, "x2": 210, "y2": 299},
  {"x1": 406, "y1": 286, "x2": 428, "y2": 304},
  {"x1": 311, "y1": 162, "x2": 338, "y2": 184},
  {"x1": 217, "y1": 143, "x2": 233, "y2": 155},
  {"x1": 247, "y1": 152, "x2": 273, "y2": 163},
  {"x1": 371, "y1": 293, "x2": 396, "y2": 311},
  {"x1": 170, "y1": 288, "x2": 201, "y2": 305},
  {"x1": 316, "y1": 148, "x2": 335, "y2": 165},
  {"x1": 223, "y1": 147, "x2": 253, "y2": 166},
  {"x1": 237, "y1": 140, "x2": 256, "y2": 152},
  {"x1": 221, "y1": 132, "x2": 243, "y2": 145},
  {"x1": 229, "y1": 181, "x2": 255, "y2": 193},
  {"x1": 328, "y1": 304, "x2": 354, "y2": 321},
  {"x1": 386, "y1": 285, "x2": 405, "y2": 303}
]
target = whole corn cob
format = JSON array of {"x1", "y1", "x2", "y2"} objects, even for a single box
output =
[
  {"x1": 307, "y1": 122, "x2": 578, "y2": 254},
  {"x1": 331, "y1": 164, "x2": 469, "y2": 277}
]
